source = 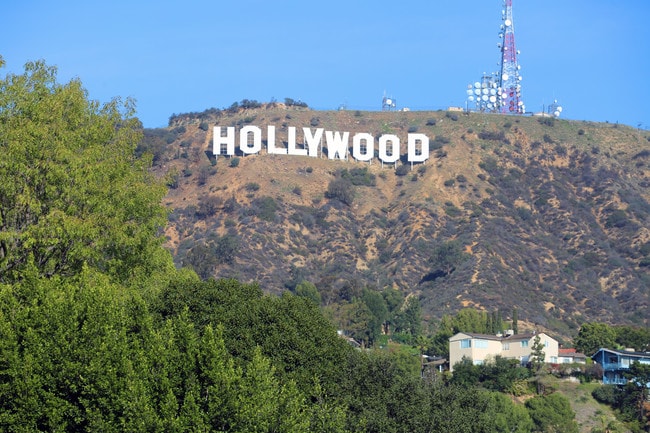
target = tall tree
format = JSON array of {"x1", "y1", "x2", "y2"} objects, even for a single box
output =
[
  {"x1": 429, "y1": 240, "x2": 470, "y2": 277},
  {"x1": 512, "y1": 308, "x2": 519, "y2": 335},
  {"x1": 393, "y1": 295, "x2": 422, "y2": 338},
  {"x1": 530, "y1": 334, "x2": 546, "y2": 372},
  {"x1": 622, "y1": 361, "x2": 650, "y2": 428},
  {"x1": 574, "y1": 322, "x2": 616, "y2": 356},
  {"x1": 0, "y1": 60, "x2": 172, "y2": 287}
]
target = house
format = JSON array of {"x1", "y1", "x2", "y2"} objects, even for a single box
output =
[
  {"x1": 591, "y1": 348, "x2": 650, "y2": 385},
  {"x1": 448, "y1": 331, "x2": 559, "y2": 371},
  {"x1": 558, "y1": 348, "x2": 587, "y2": 364}
]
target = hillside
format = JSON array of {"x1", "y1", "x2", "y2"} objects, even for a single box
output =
[{"x1": 141, "y1": 104, "x2": 650, "y2": 338}]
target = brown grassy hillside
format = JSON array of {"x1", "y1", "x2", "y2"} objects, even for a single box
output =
[{"x1": 140, "y1": 104, "x2": 650, "y2": 337}]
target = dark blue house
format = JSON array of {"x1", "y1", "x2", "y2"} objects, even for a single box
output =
[{"x1": 591, "y1": 348, "x2": 650, "y2": 385}]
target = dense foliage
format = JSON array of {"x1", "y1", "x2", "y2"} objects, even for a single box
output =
[{"x1": 1, "y1": 59, "x2": 642, "y2": 432}]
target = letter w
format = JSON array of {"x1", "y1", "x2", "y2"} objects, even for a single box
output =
[{"x1": 325, "y1": 131, "x2": 349, "y2": 160}]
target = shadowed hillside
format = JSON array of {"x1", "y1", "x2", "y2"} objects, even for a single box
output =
[{"x1": 140, "y1": 103, "x2": 650, "y2": 337}]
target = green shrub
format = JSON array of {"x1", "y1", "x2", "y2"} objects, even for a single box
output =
[
  {"x1": 230, "y1": 157, "x2": 240, "y2": 167},
  {"x1": 339, "y1": 167, "x2": 376, "y2": 186},
  {"x1": 538, "y1": 117, "x2": 555, "y2": 127},
  {"x1": 325, "y1": 178, "x2": 354, "y2": 205},
  {"x1": 395, "y1": 164, "x2": 410, "y2": 176},
  {"x1": 245, "y1": 182, "x2": 260, "y2": 192},
  {"x1": 251, "y1": 196, "x2": 278, "y2": 222}
]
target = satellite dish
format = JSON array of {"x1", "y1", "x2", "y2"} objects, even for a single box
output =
[
  {"x1": 482, "y1": 88, "x2": 489, "y2": 95},
  {"x1": 489, "y1": 95, "x2": 497, "y2": 103},
  {"x1": 502, "y1": 73, "x2": 509, "y2": 81},
  {"x1": 505, "y1": 19, "x2": 512, "y2": 26},
  {"x1": 468, "y1": 96, "x2": 475, "y2": 102},
  {"x1": 475, "y1": 89, "x2": 481, "y2": 96},
  {"x1": 474, "y1": 82, "x2": 481, "y2": 88},
  {"x1": 466, "y1": 89, "x2": 474, "y2": 96},
  {"x1": 554, "y1": 111, "x2": 561, "y2": 117},
  {"x1": 487, "y1": 103, "x2": 493, "y2": 109},
  {"x1": 386, "y1": 98, "x2": 392, "y2": 105},
  {"x1": 482, "y1": 95, "x2": 489, "y2": 101},
  {"x1": 557, "y1": 106, "x2": 563, "y2": 112},
  {"x1": 490, "y1": 88, "x2": 497, "y2": 95}
]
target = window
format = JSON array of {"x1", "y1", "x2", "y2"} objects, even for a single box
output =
[
  {"x1": 473, "y1": 360, "x2": 483, "y2": 366},
  {"x1": 520, "y1": 340, "x2": 529, "y2": 348},
  {"x1": 475, "y1": 339, "x2": 488, "y2": 349},
  {"x1": 550, "y1": 356, "x2": 558, "y2": 363},
  {"x1": 460, "y1": 339, "x2": 471, "y2": 349},
  {"x1": 544, "y1": 340, "x2": 549, "y2": 348},
  {"x1": 502, "y1": 342, "x2": 510, "y2": 351}
]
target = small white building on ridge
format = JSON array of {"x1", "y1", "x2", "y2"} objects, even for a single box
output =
[{"x1": 449, "y1": 331, "x2": 559, "y2": 371}]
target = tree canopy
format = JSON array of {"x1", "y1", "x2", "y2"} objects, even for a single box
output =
[{"x1": 0, "y1": 60, "x2": 172, "y2": 288}]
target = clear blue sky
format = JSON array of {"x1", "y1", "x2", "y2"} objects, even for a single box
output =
[{"x1": 3, "y1": 1, "x2": 649, "y2": 128}]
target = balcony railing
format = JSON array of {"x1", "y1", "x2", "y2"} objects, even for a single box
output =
[
  {"x1": 603, "y1": 376, "x2": 627, "y2": 385},
  {"x1": 601, "y1": 362, "x2": 630, "y2": 371}
]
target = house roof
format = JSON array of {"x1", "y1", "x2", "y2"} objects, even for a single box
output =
[
  {"x1": 592, "y1": 348, "x2": 650, "y2": 359},
  {"x1": 450, "y1": 332, "x2": 551, "y2": 343},
  {"x1": 559, "y1": 348, "x2": 587, "y2": 358}
]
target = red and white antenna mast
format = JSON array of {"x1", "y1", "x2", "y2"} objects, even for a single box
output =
[
  {"x1": 499, "y1": 0, "x2": 525, "y2": 114},
  {"x1": 466, "y1": 0, "x2": 525, "y2": 114}
]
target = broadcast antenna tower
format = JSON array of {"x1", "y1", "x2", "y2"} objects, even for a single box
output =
[
  {"x1": 466, "y1": 0, "x2": 525, "y2": 114},
  {"x1": 499, "y1": 0, "x2": 524, "y2": 114}
]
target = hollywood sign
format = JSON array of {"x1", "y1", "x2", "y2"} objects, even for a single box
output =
[{"x1": 213, "y1": 125, "x2": 431, "y2": 164}]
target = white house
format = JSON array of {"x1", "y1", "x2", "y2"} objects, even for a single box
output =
[{"x1": 448, "y1": 331, "x2": 559, "y2": 371}]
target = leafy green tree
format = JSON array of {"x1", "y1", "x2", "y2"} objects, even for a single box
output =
[
  {"x1": 429, "y1": 315, "x2": 454, "y2": 358},
  {"x1": 382, "y1": 288, "x2": 404, "y2": 334},
  {"x1": 614, "y1": 325, "x2": 650, "y2": 352},
  {"x1": 512, "y1": 307, "x2": 519, "y2": 335},
  {"x1": 393, "y1": 295, "x2": 422, "y2": 339},
  {"x1": 345, "y1": 298, "x2": 374, "y2": 347},
  {"x1": 184, "y1": 242, "x2": 218, "y2": 279},
  {"x1": 0, "y1": 60, "x2": 172, "y2": 288},
  {"x1": 525, "y1": 393, "x2": 579, "y2": 433},
  {"x1": 233, "y1": 347, "x2": 309, "y2": 433},
  {"x1": 429, "y1": 239, "x2": 470, "y2": 277},
  {"x1": 361, "y1": 288, "x2": 388, "y2": 344},
  {"x1": 452, "y1": 308, "x2": 488, "y2": 334},
  {"x1": 574, "y1": 322, "x2": 616, "y2": 356},
  {"x1": 325, "y1": 178, "x2": 354, "y2": 206},
  {"x1": 429, "y1": 384, "x2": 533, "y2": 433},
  {"x1": 295, "y1": 280, "x2": 321, "y2": 306},
  {"x1": 622, "y1": 361, "x2": 650, "y2": 428},
  {"x1": 530, "y1": 334, "x2": 546, "y2": 372}
]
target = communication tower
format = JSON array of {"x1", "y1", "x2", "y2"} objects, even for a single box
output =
[
  {"x1": 547, "y1": 100, "x2": 563, "y2": 117},
  {"x1": 466, "y1": 0, "x2": 525, "y2": 114},
  {"x1": 382, "y1": 92, "x2": 397, "y2": 111},
  {"x1": 499, "y1": 0, "x2": 524, "y2": 114}
]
